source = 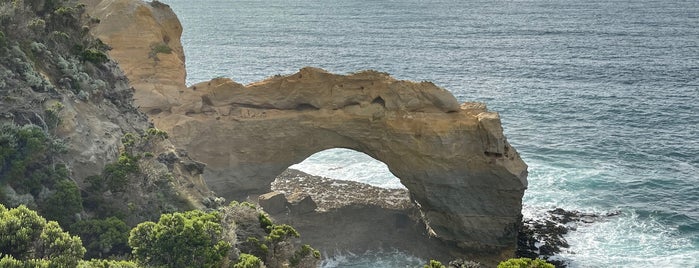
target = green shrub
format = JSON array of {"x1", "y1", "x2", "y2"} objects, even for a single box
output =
[
  {"x1": 0, "y1": 254, "x2": 52, "y2": 267},
  {"x1": 77, "y1": 259, "x2": 140, "y2": 268},
  {"x1": 0, "y1": 204, "x2": 85, "y2": 267},
  {"x1": 82, "y1": 48, "x2": 108, "y2": 64},
  {"x1": 151, "y1": 43, "x2": 172, "y2": 55},
  {"x1": 289, "y1": 244, "x2": 320, "y2": 267},
  {"x1": 258, "y1": 212, "x2": 273, "y2": 232},
  {"x1": 266, "y1": 224, "x2": 300, "y2": 244},
  {"x1": 497, "y1": 258, "x2": 555, "y2": 268},
  {"x1": 102, "y1": 152, "x2": 140, "y2": 192},
  {"x1": 233, "y1": 253, "x2": 263, "y2": 268},
  {"x1": 70, "y1": 217, "x2": 130, "y2": 259},
  {"x1": 0, "y1": 31, "x2": 6, "y2": 47},
  {"x1": 40, "y1": 179, "x2": 83, "y2": 226},
  {"x1": 128, "y1": 210, "x2": 231, "y2": 268},
  {"x1": 425, "y1": 259, "x2": 446, "y2": 268}
]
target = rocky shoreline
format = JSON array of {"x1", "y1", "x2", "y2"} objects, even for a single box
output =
[
  {"x1": 517, "y1": 208, "x2": 621, "y2": 267},
  {"x1": 266, "y1": 169, "x2": 621, "y2": 267}
]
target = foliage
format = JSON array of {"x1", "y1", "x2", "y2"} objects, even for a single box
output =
[
  {"x1": 128, "y1": 210, "x2": 232, "y2": 268},
  {"x1": 81, "y1": 48, "x2": 108, "y2": 64},
  {"x1": 145, "y1": 127, "x2": 168, "y2": 140},
  {"x1": 70, "y1": 217, "x2": 130, "y2": 259},
  {"x1": 425, "y1": 259, "x2": 446, "y2": 268},
  {"x1": 266, "y1": 224, "x2": 300, "y2": 244},
  {"x1": 151, "y1": 43, "x2": 172, "y2": 55},
  {"x1": 289, "y1": 244, "x2": 320, "y2": 267},
  {"x1": 101, "y1": 152, "x2": 140, "y2": 193},
  {"x1": 76, "y1": 259, "x2": 140, "y2": 268},
  {"x1": 0, "y1": 204, "x2": 85, "y2": 267},
  {"x1": 0, "y1": 30, "x2": 6, "y2": 47},
  {"x1": 40, "y1": 179, "x2": 83, "y2": 227},
  {"x1": 0, "y1": 254, "x2": 51, "y2": 267},
  {"x1": 258, "y1": 212, "x2": 273, "y2": 232},
  {"x1": 0, "y1": 123, "x2": 77, "y2": 226},
  {"x1": 497, "y1": 258, "x2": 555, "y2": 268},
  {"x1": 43, "y1": 102, "x2": 64, "y2": 130},
  {"x1": 233, "y1": 253, "x2": 264, "y2": 268}
]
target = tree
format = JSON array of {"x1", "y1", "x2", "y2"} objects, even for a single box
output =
[
  {"x1": 0, "y1": 204, "x2": 85, "y2": 267},
  {"x1": 70, "y1": 217, "x2": 130, "y2": 259},
  {"x1": 40, "y1": 179, "x2": 83, "y2": 226},
  {"x1": 128, "y1": 210, "x2": 232, "y2": 268}
]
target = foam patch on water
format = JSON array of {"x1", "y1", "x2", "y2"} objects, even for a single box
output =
[
  {"x1": 523, "y1": 160, "x2": 699, "y2": 267},
  {"x1": 290, "y1": 148, "x2": 405, "y2": 189},
  {"x1": 560, "y1": 210, "x2": 697, "y2": 267}
]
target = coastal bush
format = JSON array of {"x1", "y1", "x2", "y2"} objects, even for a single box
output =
[
  {"x1": 266, "y1": 224, "x2": 300, "y2": 244},
  {"x1": 289, "y1": 244, "x2": 320, "y2": 267},
  {"x1": 102, "y1": 152, "x2": 140, "y2": 193},
  {"x1": 70, "y1": 217, "x2": 130, "y2": 259},
  {"x1": 233, "y1": 253, "x2": 264, "y2": 268},
  {"x1": 0, "y1": 122, "x2": 79, "y2": 223},
  {"x1": 151, "y1": 43, "x2": 172, "y2": 55},
  {"x1": 81, "y1": 48, "x2": 108, "y2": 64},
  {"x1": 425, "y1": 259, "x2": 446, "y2": 268},
  {"x1": 0, "y1": 204, "x2": 85, "y2": 267},
  {"x1": 76, "y1": 259, "x2": 140, "y2": 268},
  {"x1": 128, "y1": 210, "x2": 232, "y2": 268},
  {"x1": 0, "y1": 31, "x2": 6, "y2": 47},
  {"x1": 40, "y1": 179, "x2": 83, "y2": 226},
  {"x1": 497, "y1": 258, "x2": 554, "y2": 268},
  {"x1": 258, "y1": 212, "x2": 273, "y2": 232},
  {"x1": 0, "y1": 254, "x2": 51, "y2": 267}
]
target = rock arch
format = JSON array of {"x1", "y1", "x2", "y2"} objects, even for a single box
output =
[
  {"x1": 83, "y1": 0, "x2": 527, "y2": 257},
  {"x1": 155, "y1": 67, "x2": 528, "y2": 255}
]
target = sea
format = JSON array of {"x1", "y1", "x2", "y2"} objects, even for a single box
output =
[{"x1": 163, "y1": 0, "x2": 698, "y2": 267}]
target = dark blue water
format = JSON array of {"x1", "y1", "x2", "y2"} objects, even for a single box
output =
[{"x1": 164, "y1": 0, "x2": 699, "y2": 266}]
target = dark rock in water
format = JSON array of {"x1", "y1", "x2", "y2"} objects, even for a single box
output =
[{"x1": 517, "y1": 208, "x2": 621, "y2": 268}]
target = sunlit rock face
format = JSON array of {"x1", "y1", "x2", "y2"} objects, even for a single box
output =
[
  {"x1": 84, "y1": 0, "x2": 528, "y2": 259},
  {"x1": 162, "y1": 67, "x2": 528, "y2": 256}
]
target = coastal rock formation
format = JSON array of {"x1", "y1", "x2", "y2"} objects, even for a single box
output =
[
  {"x1": 84, "y1": 0, "x2": 528, "y2": 260},
  {"x1": 165, "y1": 69, "x2": 528, "y2": 256}
]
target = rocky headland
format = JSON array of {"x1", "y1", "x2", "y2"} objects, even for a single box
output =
[{"x1": 81, "y1": 0, "x2": 529, "y2": 265}]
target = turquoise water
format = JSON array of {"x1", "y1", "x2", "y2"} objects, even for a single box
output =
[{"x1": 164, "y1": 0, "x2": 699, "y2": 266}]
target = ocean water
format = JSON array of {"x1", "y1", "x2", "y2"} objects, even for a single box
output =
[{"x1": 163, "y1": 0, "x2": 699, "y2": 267}]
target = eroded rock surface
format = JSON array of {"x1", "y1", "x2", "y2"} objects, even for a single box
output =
[{"x1": 85, "y1": 0, "x2": 529, "y2": 260}]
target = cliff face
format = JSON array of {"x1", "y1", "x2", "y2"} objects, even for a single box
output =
[
  {"x1": 0, "y1": 0, "x2": 210, "y2": 227},
  {"x1": 83, "y1": 0, "x2": 528, "y2": 261}
]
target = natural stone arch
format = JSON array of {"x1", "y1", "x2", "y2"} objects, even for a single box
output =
[
  {"x1": 155, "y1": 68, "x2": 528, "y2": 256},
  {"x1": 83, "y1": 0, "x2": 526, "y2": 261}
]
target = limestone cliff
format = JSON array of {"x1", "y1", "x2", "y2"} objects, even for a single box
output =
[
  {"x1": 0, "y1": 0, "x2": 210, "y2": 227},
  {"x1": 83, "y1": 0, "x2": 529, "y2": 263}
]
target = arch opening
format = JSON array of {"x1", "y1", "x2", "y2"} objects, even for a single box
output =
[{"x1": 288, "y1": 148, "x2": 405, "y2": 189}]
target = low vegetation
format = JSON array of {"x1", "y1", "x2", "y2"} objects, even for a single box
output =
[{"x1": 497, "y1": 257, "x2": 555, "y2": 268}]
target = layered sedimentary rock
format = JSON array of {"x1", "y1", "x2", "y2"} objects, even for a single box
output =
[
  {"x1": 161, "y1": 68, "x2": 528, "y2": 254},
  {"x1": 84, "y1": 0, "x2": 528, "y2": 259}
]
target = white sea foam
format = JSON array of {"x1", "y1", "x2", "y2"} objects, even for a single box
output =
[
  {"x1": 561, "y1": 211, "x2": 697, "y2": 268},
  {"x1": 290, "y1": 149, "x2": 405, "y2": 189}
]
